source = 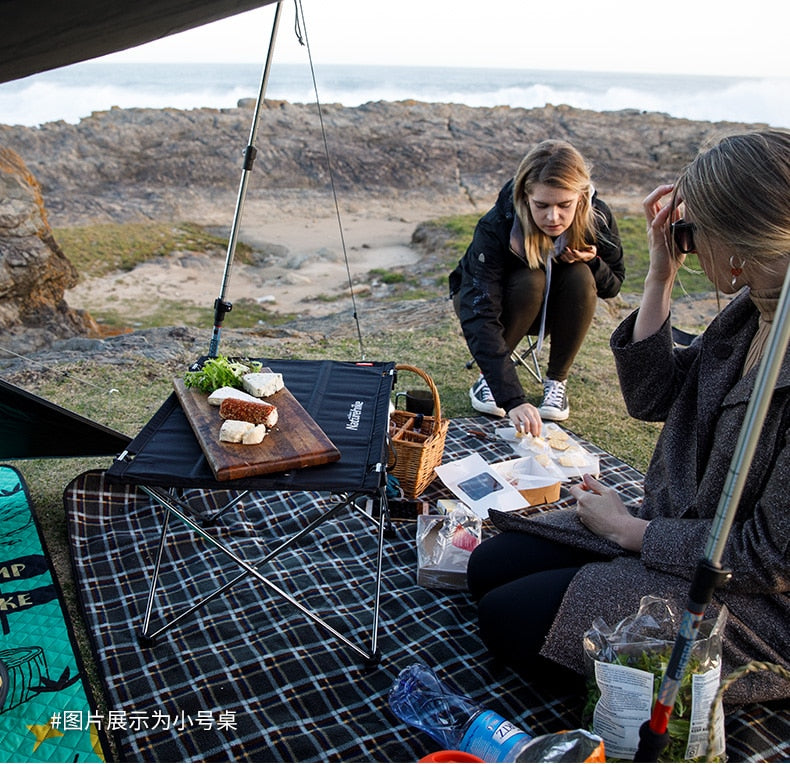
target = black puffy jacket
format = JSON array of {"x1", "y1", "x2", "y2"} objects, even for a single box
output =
[{"x1": 449, "y1": 179, "x2": 625, "y2": 412}]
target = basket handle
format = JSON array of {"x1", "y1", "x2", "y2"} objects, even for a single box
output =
[{"x1": 394, "y1": 364, "x2": 442, "y2": 423}]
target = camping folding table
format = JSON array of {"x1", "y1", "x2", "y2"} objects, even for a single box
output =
[{"x1": 106, "y1": 358, "x2": 395, "y2": 664}]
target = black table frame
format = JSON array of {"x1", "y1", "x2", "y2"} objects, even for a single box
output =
[{"x1": 107, "y1": 359, "x2": 396, "y2": 664}]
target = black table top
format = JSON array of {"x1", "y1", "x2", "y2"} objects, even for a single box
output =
[{"x1": 107, "y1": 359, "x2": 395, "y2": 493}]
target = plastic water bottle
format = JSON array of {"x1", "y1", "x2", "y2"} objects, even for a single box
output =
[{"x1": 388, "y1": 663, "x2": 534, "y2": 762}]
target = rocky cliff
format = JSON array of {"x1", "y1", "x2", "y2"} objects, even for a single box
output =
[
  {"x1": 0, "y1": 99, "x2": 763, "y2": 226},
  {"x1": 0, "y1": 100, "x2": 763, "y2": 355},
  {"x1": 0, "y1": 147, "x2": 98, "y2": 352}
]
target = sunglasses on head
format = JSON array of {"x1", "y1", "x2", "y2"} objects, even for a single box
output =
[{"x1": 671, "y1": 219, "x2": 697, "y2": 254}]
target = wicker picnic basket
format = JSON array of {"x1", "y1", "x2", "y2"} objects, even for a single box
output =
[{"x1": 388, "y1": 364, "x2": 449, "y2": 498}]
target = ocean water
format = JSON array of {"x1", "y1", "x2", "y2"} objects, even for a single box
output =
[{"x1": 0, "y1": 61, "x2": 788, "y2": 129}]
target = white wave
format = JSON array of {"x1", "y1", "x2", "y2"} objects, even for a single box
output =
[
  {"x1": 270, "y1": 78, "x2": 790, "y2": 127},
  {"x1": 0, "y1": 80, "x2": 256, "y2": 127},
  {"x1": 668, "y1": 78, "x2": 790, "y2": 126},
  {"x1": 1, "y1": 66, "x2": 788, "y2": 128}
]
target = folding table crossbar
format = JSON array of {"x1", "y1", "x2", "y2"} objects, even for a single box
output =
[
  {"x1": 137, "y1": 483, "x2": 388, "y2": 662},
  {"x1": 106, "y1": 359, "x2": 395, "y2": 664}
]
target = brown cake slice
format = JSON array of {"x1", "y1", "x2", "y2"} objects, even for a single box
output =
[{"x1": 219, "y1": 397, "x2": 278, "y2": 427}]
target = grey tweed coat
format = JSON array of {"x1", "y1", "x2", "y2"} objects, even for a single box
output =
[{"x1": 491, "y1": 290, "x2": 790, "y2": 704}]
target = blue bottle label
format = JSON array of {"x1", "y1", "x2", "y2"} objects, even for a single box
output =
[{"x1": 459, "y1": 709, "x2": 532, "y2": 762}]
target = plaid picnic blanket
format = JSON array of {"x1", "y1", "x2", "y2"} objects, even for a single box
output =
[{"x1": 64, "y1": 416, "x2": 789, "y2": 762}]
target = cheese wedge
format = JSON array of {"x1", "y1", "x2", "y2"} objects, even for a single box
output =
[{"x1": 207, "y1": 386, "x2": 260, "y2": 406}]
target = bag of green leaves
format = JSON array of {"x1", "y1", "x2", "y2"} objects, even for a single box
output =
[{"x1": 582, "y1": 594, "x2": 727, "y2": 762}]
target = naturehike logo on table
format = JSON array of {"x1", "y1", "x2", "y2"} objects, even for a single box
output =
[{"x1": 346, "y1": 401, "x2": 364, "y2": 431}]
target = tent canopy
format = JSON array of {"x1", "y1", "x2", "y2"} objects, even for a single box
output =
[
  {"x1": 0, "y1": 0, "x2": 279, "y2": 84},
  {"x1": 0, "y1": 379, "x2": 130, "y2": 459}
]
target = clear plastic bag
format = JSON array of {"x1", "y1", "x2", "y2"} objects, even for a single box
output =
[
  {"x1": 416, "y1": 506, "x2": 482, "y2": 590},
  {"x1": 582, "y1": 594, "x2": 727, "y2": 762}
]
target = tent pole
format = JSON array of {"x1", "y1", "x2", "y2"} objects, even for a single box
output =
[
  {"x1": 208, "y1": 0, "x2": 284, "y2": 358},
  {"x1": 634, "y1": 263, "x2": 790, "y2": 761}
]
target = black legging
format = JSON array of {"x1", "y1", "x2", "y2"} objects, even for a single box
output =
[
  {"x1": 467, "y1": 531, "x2": 606, "y2": 689},
  {"x1": 454, "y1": 259, "x2": 598, "y2": 382}
]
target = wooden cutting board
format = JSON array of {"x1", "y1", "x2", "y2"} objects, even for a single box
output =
[{"x1": 173, "y1": 376, "x2": 341, "y2": 481}]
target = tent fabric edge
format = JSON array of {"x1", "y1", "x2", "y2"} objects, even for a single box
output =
[{"x1": 0, "y1": 0, "x2": 280, "y2": 84}]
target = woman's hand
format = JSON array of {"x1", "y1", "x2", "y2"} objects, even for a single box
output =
[
  {"x1": 557, "y1": 245, "x2": 597, "y2": 264},
  {"x1": 633, "y1": 184, "x2": 685, "y2": 341},
  {"x1": 568, "y1": 474, "x2": 649, "y2": 552},
  {"x1": 507, "y1": 402, "x2": 543, "y2": 437},
  {"x1": 643, "y1": 183, "x2": 684, "y2": 283}
]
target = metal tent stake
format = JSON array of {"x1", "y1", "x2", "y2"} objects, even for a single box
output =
[
  {"x1": 208, "y1": 0, "x2": 284, "y2": 358},
  {"x1": 634, "y1": 263, "x2": 790, "y2": 761}
]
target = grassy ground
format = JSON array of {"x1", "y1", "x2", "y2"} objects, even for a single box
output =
[{"x1": 3, "y1": 211, "x2": 711, "y2": 758}]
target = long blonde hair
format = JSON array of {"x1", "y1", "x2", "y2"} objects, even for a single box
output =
[
  {"x1": 513, "y1": 140, "x2": 596, "y2": 268},
  {"x1": 673, "y1": 129, "x2": 790, "y2": 268}
]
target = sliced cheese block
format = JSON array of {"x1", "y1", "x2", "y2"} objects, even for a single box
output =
[
  {"x1": 241, "y1": 424, "x2": 267, "y2": 445},
  {"x1": 219, "y1": 419, "x2": 255, "y2": 443},
  {"x1": 207, "y1": 386, "x2": 260, "y2": 406},
  {"x1": 242, "y1": 371, "x2": 284, "y2": 398}
]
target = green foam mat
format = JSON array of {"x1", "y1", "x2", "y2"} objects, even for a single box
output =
[{"x1": 0, "y1": 464, "x2": 106, "y2": 762}]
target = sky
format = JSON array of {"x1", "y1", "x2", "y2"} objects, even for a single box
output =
[{"x1": 101, "y1": 0, "x2": 790, "y2": 78}]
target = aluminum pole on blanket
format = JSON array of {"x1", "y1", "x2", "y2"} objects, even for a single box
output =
[
  {"x1": 634, "y1": 264, "x2": 790, "y2": 762},
  {"x1": 208, "y1": 0, "x2": 283, "y2": 358}
]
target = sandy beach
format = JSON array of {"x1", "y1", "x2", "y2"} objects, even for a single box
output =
[{"x1": 64, "y1": 195, "x2": 470, "y2": 320}]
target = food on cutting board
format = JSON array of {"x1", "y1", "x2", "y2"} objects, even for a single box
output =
[
  {"x1": 207, "y1": 386, "x2": 261, "y2": 406},
  {"x1": 218, "y1": 420, "x2": 267, "y2": 444},
  {"x1": 219, "y1": 397, "x2": 279, "y2": 428},
  {"x1": 242, "y1": 372, "x2": 284, "y2": 397},
  {"x1": 181, "y1": 358, "x2": 287, "y2": 446},
  {"x1": 216, "y1": 385, "x2": 280, "y2": 446},
  {"x1": 183, "y1": 356, "x2": 263, "y2": 394},
  {"x1": 242, "y1": 424, "x2": 267, "y2": 445},
  {"x1": 219, "y1": 419, "x2": 254, "y2": 443}
]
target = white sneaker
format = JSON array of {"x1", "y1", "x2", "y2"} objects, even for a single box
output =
[
  {"x1": 538, "y1": 378, "x2": 569, "y2": 421},
  {"x1": 469, "y1": 375, "x2": 506, "y2": 417}
]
